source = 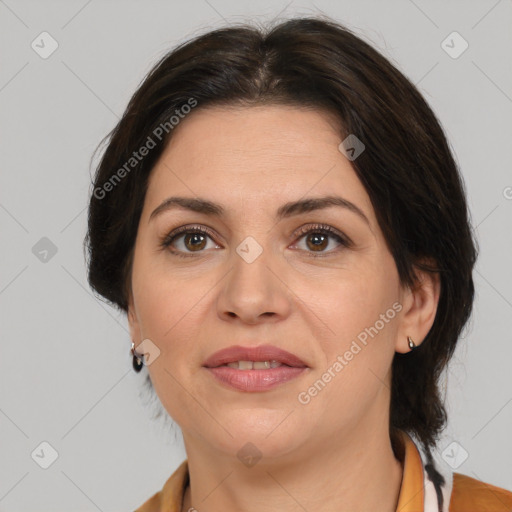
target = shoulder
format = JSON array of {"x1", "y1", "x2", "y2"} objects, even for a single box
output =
[
  {"x1": 133, "y1": 460, "x2": 189, "y2": 512},
  {"x1": 450, "y1": 472, "x2": 512, "y2": 512},
  {"x1": 134, "y1": 491, "x2": 162, "y2": 512}
]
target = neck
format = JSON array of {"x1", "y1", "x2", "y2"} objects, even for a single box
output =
[{"x1": 181, "y1": 426, "x2": 404, "y2": 512}]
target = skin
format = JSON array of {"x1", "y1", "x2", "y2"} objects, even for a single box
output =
[{"x1": 127, "y1": 105, "x2": 440, "y2": 512}]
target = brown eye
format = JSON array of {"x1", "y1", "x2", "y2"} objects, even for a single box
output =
[
  {"x1": 160, "y1": 225, "x2": 220, "y2": 257},
  {"x1": 305, "y1": 232, "x2": 329, "y2": 251},
  {"x1": 291, "y1": 224, "x2": 351, "y2": 256},
  {"x1": 183, "y1": 232, "x2": 207, "y2": 251}
]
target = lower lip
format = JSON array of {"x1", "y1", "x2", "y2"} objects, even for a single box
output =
[{"x1": 205, "y1": 366, "x2": 308, "y2": 392}]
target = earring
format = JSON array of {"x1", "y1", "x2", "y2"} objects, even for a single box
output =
[
  {"x1": 131, "y1": 342, "x2": 143, "y2": 372},
  {"x1": 407, "y1": 336, "x2": 416, "y2": 351}
]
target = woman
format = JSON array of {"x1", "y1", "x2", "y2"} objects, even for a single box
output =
[{"x1": 85, "y1": 16, "x2": 512, "y2": 512}]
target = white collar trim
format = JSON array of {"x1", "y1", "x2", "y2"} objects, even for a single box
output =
[{"x1": 410, "y1": 435, "x2": 454, "y2": 512}]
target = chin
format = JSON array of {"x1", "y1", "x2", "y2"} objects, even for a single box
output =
[{"x1": 209, "y1": 415, "x2": 305, "y2": 456}]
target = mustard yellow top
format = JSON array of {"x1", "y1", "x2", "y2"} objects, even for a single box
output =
[{"x1": 134, "y1": 431, "x2": 512, "y2": 512}]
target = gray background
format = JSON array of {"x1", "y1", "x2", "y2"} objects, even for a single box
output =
[{"x1": 1, "y1": 0, "x2": 511, "y2": 510}]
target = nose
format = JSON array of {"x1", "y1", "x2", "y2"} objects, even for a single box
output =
[{"x1": 216, "y1": 241, "x2": 292, "y2": 325}]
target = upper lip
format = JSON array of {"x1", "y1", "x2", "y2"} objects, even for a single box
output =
[{"x1": 203, "y1": 344, "x2": 308, "y2": 368}]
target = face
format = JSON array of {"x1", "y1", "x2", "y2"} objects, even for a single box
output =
[{"x1": 127, "y1": 105, "x2": 437, "y2": 462}]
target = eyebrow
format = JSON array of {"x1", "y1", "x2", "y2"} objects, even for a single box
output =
[{"x1": 148, "y1": 195, "x2": 370, "y2": 226}]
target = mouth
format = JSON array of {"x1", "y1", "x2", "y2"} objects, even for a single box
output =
[
  {"x1": 203, "y1": 344, "x2": 308, "y2": 369},
  {"x1": 217, "y1": 360, "x2": 291, "y2": 370},
  {"x1": 203, "y1": 344, "x2": 308, "y2": 392}
]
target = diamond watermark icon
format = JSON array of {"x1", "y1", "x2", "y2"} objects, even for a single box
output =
[
  {"x1": 134, "y1": 338, "x2": 161, "y2": 366},
  {"x1": 441, "y1": 441, "x2": 469, "y2": 469},
  {"x1": 236, "y1": 236, "x2": 263, "y2": 264},
  {"x1": 31, "y1": 32, "x2": 59, "y2": 59},
  {"x1": 237, "y1": 442, "x2": 262, "y2": 468},
  {"x1": 441, "y1": 32, "x2": 468, "y2": 59},
  {"x1": 32, "y1": 237, "x2": 58, "y2": 263},
  {"x1": 339, "y1": 134, "x2": 365, "y2": 161},
  {"x1": 31, "y1": 441, "x2": 59, "y2": 469}
]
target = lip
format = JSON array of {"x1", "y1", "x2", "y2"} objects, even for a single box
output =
[
  {"x1": 203, "y1": 344, "x2": 308, "y2": 368},
  {"x1": 205, "y1": 366, "x2": 307, "y2": 392},
  {"x1": 203, "y1": 344, "x2": 309, "y2": 392}
]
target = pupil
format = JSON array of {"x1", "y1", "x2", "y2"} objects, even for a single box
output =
[
  {"x1": 186, "y1": 233, "x2": 206, "y2": 251},
  {"x1": 308, "y1": 233, "x2": 327, "y2": 251}
]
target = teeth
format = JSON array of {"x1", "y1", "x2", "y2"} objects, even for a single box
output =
[
  {"x1": 225, "y1": 360, "x2": 283, "y2": 370},
  {"x1": 253, "y1": 361, "x2": 270, "y2": 370}
]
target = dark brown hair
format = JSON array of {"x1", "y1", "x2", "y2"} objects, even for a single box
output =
[{"x1": 85, "y1": 15, "x2": 478, "y2": 476}]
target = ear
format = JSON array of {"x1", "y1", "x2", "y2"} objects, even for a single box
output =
[
  {"x1": 127, "y1": 290, "x2": 142, "y2": 345},
  {"x1": 395, "y1": 261, "x2": 441, "y2": 353}
]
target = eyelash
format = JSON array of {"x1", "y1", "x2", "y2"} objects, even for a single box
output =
[{"x1": 159, "y1": 223, "x2": 352, "y2": 259}]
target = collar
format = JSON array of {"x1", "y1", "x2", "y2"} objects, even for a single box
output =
[
  {"x1": 396, "y1": 430, "x2": 453, "y2": 512},
  {"x1": 152, "y1": 430, "x2": 453, "y2": 512}
]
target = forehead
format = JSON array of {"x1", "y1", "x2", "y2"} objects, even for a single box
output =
[
  {"x1": 143, "y1": 105, "x2": 374, "y2": 223},
  {"x1": 164, "y1": 104, "x2": 343, "y2": 159}
]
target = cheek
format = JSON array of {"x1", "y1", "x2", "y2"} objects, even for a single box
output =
[
  {"x1": 131, "y1": 244, "x2": 202, "y2": 340},
  {"x1": 294, "y1": 258, "x2": 399, "y2": 398},
  {"x1": 292, "y1": 260, "x2": 397, "y2": 347},
  {"x1": 131, "y1": 247, "x2": 215, "y2": 365},
  {"x1": 135, "y1": 281, "x2": 211, "y2": 431}
]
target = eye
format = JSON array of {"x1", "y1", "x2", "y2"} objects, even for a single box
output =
[
  {"x1": 159, "y1": 223, "x2": 351, "y2": 258},
  {"x1": 290, "y1": 224, "x2": 351, "y2": 256},
  {"x1": 159, "y1": 225, "x2": 220, "y2": 257}
]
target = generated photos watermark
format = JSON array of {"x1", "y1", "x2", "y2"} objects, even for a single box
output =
[
  {"x1": 298, "y1": 301, "x2": 403, "y2": 405},
  {"x1": 93, "y1": 97, "x2": 198, "y2": 200}
]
